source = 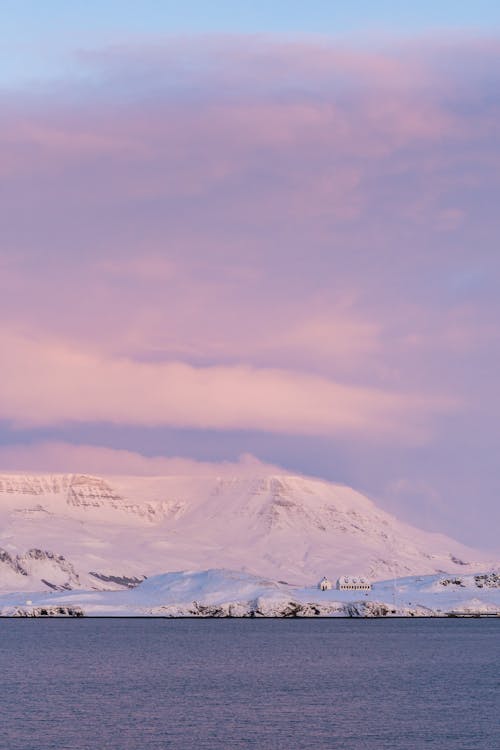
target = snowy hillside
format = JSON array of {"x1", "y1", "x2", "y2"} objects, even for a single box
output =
[
  {"x1": 1, "y1": 569, "x2": 498, "y2": 618},
  {"x1": 0, "y1": 471, "x2": 496, "y2": 594}
]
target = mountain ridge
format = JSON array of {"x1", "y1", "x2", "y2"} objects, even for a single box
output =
[{"x1": 0, "y1": 470, "x2": 495, "y2": 593}]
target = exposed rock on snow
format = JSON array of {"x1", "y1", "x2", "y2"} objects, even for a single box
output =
[
  {"x1": 8, "y1": 605, "x2": 84, "y2": 617},
  {"x1": 88, "y1": 572, "x2": 146, "y2": 588},
  {"x1": 0, "y1": 547, "x2": 81, "y2": 591},
  {"x1": 474, "y1": 572, "x2": 500, "y2": 588}
]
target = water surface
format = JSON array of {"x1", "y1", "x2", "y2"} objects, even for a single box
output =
[{"x1": 1, "y1": 619, "x2": 498, "y2": 749}]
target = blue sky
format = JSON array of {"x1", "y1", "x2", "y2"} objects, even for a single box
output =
[{"x1": 2, "y1": 0, "x2": 500, "y2": 86}]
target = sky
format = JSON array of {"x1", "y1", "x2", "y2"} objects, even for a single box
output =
[{"x1": 0, "y1": 2, "x2": 499, "y2": 550}]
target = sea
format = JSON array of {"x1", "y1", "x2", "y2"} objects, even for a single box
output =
[{"x1": 1, "y1": 618, "x2": 498, "y2": 749}]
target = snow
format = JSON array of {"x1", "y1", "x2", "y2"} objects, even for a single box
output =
[
  {"x1": 0, "y1": 568, "x2": 498, "y2": 618},
  {"x1": 0, "y1": 471, "x2": 498, "y2": 613}
]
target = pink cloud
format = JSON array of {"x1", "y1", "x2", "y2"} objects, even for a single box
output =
[
  {"x1": 0, "y1": 34, "x2": 498, "y2": 443},
  {"x1": 0, "y1": 330, "x2": 451, "y2": 440},
  {"x1": 0, "y1": 441, "x2": 283, "y2": 477}
]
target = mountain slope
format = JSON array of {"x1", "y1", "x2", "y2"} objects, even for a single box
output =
[{"x1": 0, "y1": 471, "x2": 495, "y2": 592}]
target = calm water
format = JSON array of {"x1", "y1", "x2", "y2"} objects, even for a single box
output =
[{"x1": 0, "y1": 618, "x2": 498, "y2": 750}]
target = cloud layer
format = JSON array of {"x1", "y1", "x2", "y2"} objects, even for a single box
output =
[
  {"x1": 0, "y1": 441, "x2": 282, "y2": 477},
  {"x1": 1, "y1": 329, "x2": 445, "y2": 438},
  {"x1": 1, "y1": 35, "x2": 499, "y2": 547}
]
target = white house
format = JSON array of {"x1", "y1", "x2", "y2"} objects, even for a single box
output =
[
  {"x1": 318, "y1": 576, "x2": 332, "y2": 591},
  {"x1": 337, "y1": 575, "x2": 371, "y2": 591}
]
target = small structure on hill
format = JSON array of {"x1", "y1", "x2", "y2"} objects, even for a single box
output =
[
  {"x1": 337, "y1": 575, "x2": 371, "y2": 591},
  {"x1": 318, "y1": 576, "x2": 332, "y2": 591}
]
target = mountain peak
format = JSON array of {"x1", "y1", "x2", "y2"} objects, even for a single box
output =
[{"x1": 0, "y1": 470, "x2": 494, "y2": 592}]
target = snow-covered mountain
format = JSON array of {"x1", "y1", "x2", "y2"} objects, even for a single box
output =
[{"x1": 0, "y1": 471, "x2": 495, "y2": 593}]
